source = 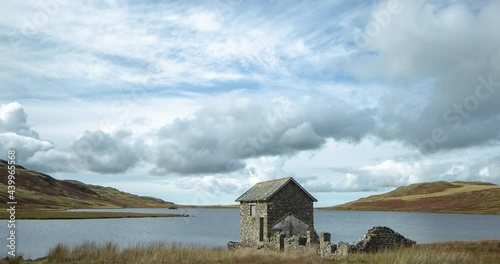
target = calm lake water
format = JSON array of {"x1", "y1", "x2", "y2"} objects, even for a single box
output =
[{"x1": 2, "y1": 208, "x2": 500, "y2": 259}]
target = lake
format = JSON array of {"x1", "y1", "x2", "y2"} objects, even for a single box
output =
[{"x1": 2, "y1": 208, "x2": 500, "y2": 259}]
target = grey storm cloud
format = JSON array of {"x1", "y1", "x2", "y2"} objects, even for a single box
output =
[
  {"x1": 3, "y1": 1, "x2": 500, "y2": 179},
  {"x1": 149, "y1": 96, "x2": 375, "y2": 175},
  {"x1": 71, "y1": 129, "x2": 139, "y2": 174},
  {"x1": 349, "y1": 0, "x2": 500, "y2": 153},
  {"x1": 69, "y1": 1, "x2": 500, "y2": 176}
]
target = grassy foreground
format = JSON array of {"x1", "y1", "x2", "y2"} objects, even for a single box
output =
[
  {"x1": 3, "y1": 240, "x2": 499, "y2": 264},
  {"x1": 0, "y1": 210, "x2": 187, "y2": 220}
]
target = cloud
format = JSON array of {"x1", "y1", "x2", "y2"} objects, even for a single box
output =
[
  {"x1": 1, "y1": 0, "x2": 499, "y2": 201},
  {"x1": 25, "y1": 149, "x2": 76, "y2": 173},
  {"x1": 70, "y1": 129, "x2": 139, "y2": 174},
  {"x1": 0, "y1": 0, "x2": 361, "y2": 101},
  {"x1": 148, "y1": 93, "x2": 375, "y2": 175},
  {"x1": 0, "y1": 102, "x2": 40, "y2": 138},
  {"x1": 0, "y1": 102, "x2": 53, "y2": 163},
  {"x1": 302, "y1": 159, "x2": 421, "y2": 192},
  {"x1": 2, "y1": 94, "x2": 374, "y2": 177},
  {"x1": 0, "y1": 132, "x2": 53, "y2": 163},
  {"x1": 279, "y1": 123, "x2": 325, "y2": 150},
  {"x1": 171, "y1": 175, "x2": 245, "y2": 195},
  {"x1": 347, "y1": 0, "x2": 500, "y2": 153},
  {"x1": 443, "y1": 153, "x2": 500, "y2": 183},
  {"x1": 0, "y1": 101, "x2": 141, "y2": 174}
]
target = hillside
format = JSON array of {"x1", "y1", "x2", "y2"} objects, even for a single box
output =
[
  {"x1": 0, "y1": 159, "x2": 176, "y2": 210},
  {"x1": 322, "y1": 181, "x2": 500, "y2": 215}
]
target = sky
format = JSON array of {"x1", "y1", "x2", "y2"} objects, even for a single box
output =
[{"x1": 1, "y1": 0, "x2": 500, "y2": 207}]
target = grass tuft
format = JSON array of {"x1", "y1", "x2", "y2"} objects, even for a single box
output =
[{"x1": 9, "y1": 239, "x2": 495, "y2": 264}]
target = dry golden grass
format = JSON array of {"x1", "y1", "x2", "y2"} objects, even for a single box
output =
[
  {"x1": 3, "y1": 240, "x2": 499, "y2": 264},
  {"x1": 41, "y1": 242, "x2": 321, "y2": 264}
]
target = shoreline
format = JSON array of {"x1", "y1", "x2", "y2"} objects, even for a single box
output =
[
  {"x1": 0, "y1": 210, "x2": 188, "y2": 220},
  {"x1": 316, "y1": 207, "x2": 500, "y2": 215}
]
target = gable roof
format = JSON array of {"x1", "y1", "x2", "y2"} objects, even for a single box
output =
[
  {"x1": 235, "y1": 177, "x2": 317, "y2": 202},
  {"x1": 271, "y1": 212, "x2": 313, "y2": 227}
]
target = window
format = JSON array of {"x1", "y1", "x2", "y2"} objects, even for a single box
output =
[{"x1": 250, "y1": 205, "x2": 256, "y2": 216}]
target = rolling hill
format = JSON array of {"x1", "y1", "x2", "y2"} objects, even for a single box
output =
[
  {"x1": 0, "y1": 159, "x2": 176, "y2": 210},
  {"x1": 322, "y1": 181, "x2": 500, "y2": 215}
]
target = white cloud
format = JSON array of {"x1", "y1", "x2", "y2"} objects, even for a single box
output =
[
  {"x1": 301, "y1": 159, "x2": 421, "y2": 193},
  {"x1": 0, "y1": 102, "x2": 53, "y2": 163},
  {"x1": 361, "y1": 160, "x2": 419, "y2": 186},
  {"x1": 0, "y1": 102, "x2": 39, "y2": 138},
  {"x1": 0, "y1": 132, "x2": 52, "y2": 163},
  {"x1": 187, "y1": 12, "x2": 221, "y2": 32},
  {"x1": 479, "y1": 167, "x2": 490, "y2": 177}
]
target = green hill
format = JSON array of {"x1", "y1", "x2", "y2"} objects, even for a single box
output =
[
  {"x1": 0, "y1": 159, "x2": 176, "y2": 210},
  {"x1": 321, "y1": 181, "x2": 500, "y2": 215}
]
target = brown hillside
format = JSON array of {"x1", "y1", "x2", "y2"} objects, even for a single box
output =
[
  {"x1": 322, "y1": 181, "x2": 500, "y2": 215},
  {"x1": 0, "y1": 159, "x2": 175, "y2": 210}
]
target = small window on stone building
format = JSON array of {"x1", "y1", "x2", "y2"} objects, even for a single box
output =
[{"x1": 250, "y1": 205, "x2": 256, "y2": 216}]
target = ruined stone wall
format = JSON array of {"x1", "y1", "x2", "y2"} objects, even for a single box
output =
[
  {"x1": 267, "y1": 182, "x2": 314, "y2": 237},
  {"x1": 354, "y1": 226, "x2": 416, "y2": 253},
  {"x1": 239, "y1": 202, "x2": 268, "y2": 245},
  {"x1": 234, "y1": 225, "x2": 415, "y2": 257},
  {"x1": 316, "y1": 227, "x2": 415, "y2": 257},
  {"x1": 318, "y1": 232, "x2": 338, "y2": 257},
  {"x1": 320, "y1": 226, "x2": 416, "y2": 256},
  {"x1": 283, "y1": 235, "x2": 308, "y2": 251}
]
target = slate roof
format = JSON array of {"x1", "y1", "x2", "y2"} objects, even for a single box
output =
[{"x1": 235, "y1": 177, "x2": 317, "y2": 202}]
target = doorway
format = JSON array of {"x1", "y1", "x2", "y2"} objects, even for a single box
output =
[{"x1": 259, "y1": 217, "x2": 264, "y2": 242}]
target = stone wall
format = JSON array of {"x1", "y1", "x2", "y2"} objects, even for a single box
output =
[
  {"x1": 335, "y1": 242, "x2": 357, "y2": 256},
  {"x1": 231, "y1": 226, "x2": 416, "y2": 257},
  {"x1": 267, "y1": 181, "x2": 314, "y2": 236},
  {"x1": 239, "y1": 201, "x2": 268, "y2": 245},
  {"x1": 271, "y1": 213, "x2": 311, "y2": 237},
  {"x1": 318, "y1": 232, "x2": 336, "y2": 257},
  {"x1": 354, "y1": 226, "x2": 416, "y2": 253},
  {"x1": 329, "y1": 226, "x2": 415, "y2": 256},
  {"x1": 238, "y1": 181, "x2": 315, "y2": 245}
]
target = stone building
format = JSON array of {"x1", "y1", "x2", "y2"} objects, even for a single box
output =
[{"x1": 235, "y1": 177, "x2": 317, "y2": 246}]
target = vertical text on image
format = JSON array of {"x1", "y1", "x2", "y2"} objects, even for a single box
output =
[{"x1": 6, "y1": 149, "x2": 17, "y2": 257}]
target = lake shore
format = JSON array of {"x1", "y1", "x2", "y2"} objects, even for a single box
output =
[
  {"x1": 316, "y1": 207, "x2": 500, "y2": 215},
  {"x1": 5, "y1": 239, "x2": 499, "y2": 264},
  {"x1": 177, "y1": 204, "x2": 239, "y2": 209},
  {"x1": 0, "y1": 210, "x2": 188, "y2": 220}
]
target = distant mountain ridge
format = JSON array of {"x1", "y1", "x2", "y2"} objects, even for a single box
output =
[
  {"x1": 322, "y1": 181, "x2": 500, "y2": 215},
  {"x1": 0, "y1": 159, "x2": 175, "y2": 209}
]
